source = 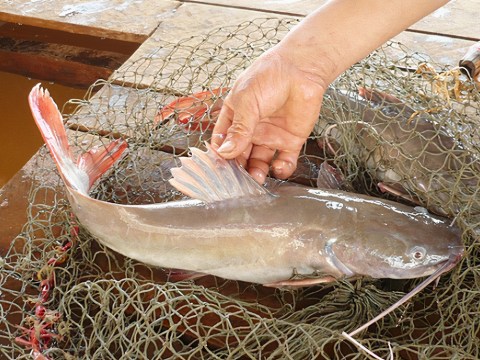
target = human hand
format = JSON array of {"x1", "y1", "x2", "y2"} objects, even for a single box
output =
[
  {"x1": 211, "y1": 48, "x2": 327, "y2": 184},
  {"x1": 211, "y1": 0, "x2": 447, "y2": 185}
]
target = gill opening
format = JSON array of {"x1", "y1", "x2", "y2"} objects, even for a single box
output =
[{"x1": 325, "y1": 239, "x2": 355, "y2": 277}]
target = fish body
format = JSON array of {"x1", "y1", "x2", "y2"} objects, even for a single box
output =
[
  {"x1": 68, "y1": 183, "x2": 461, "y2": 284},
  {"x1": 29, "y1": 84, "x2": 463, "y2": 286}
]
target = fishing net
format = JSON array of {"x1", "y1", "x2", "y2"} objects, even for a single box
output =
[{"x1": 1, "y1": 17, "x2": 479, "y2": 359}]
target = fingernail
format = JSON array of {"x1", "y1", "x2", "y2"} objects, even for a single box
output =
[
  {"x1": 250, "y1": 168, "x2": 266, "y2": 184},
  {"x1": 210, "y1": 134, "x2": 226, "y2": 150},
  {"x1": 272, "y1": 166, "x2": 284, "y2": 178},
  {"x1": 272, "y1": 161, "x2": 293, "y2": 179},
  {"x1": 217, "y1": 139, "x2": 235, "y2": 154}
]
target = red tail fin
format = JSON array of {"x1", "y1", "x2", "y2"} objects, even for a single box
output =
[
  {"x1": 154, "y1": 87, "x2": 229, "y2": 131},
  {"x1": 29, "y1": 83, "x2": 74, "y2": 169},
  {"x1": 77, "y1": 140, "x2": 128, "y2": 189},
  {"x1": 29, "y1": 84, "x2": 127, "y2": 193}
]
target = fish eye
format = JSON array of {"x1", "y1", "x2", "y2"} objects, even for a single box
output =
[{"x1": 409, "y1": 246, "x2": 426, "y2": 261}]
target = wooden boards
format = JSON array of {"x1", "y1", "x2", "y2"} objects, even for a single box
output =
[
  {"x1": 111, "y1": 3, "x2": 294, "y2": 89},
  {"x1": 393, "y1": 32, "x2": 477, "y2": 68},
  {"x1": 0, "y1": 0, "x2": 180, "y2": 42},
  {"x1": 180, "y1": 0, "x2": 480, "y2": 41},
  {"x1": 0, "y1": 36, "x2": 129, "y2": 87},
  {"x1": 111, "y1": 1, "x2": 477, "y2": 91}
]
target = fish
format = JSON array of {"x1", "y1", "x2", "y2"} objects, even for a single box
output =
[
  {"x1": 29, "y1": 84, "x2": 463, "y2": 287},
  {"x1": 316, "y1": 87, "x2": 480, "y2": 217},
  {"x1": 154, "y1": 87, "x2": 228, "y2": 132}
]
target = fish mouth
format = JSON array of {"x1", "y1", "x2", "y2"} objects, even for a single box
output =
[
  {"x1": 420, "y1": 250, "x2": 464, "y2": 279},
  {"x1": 443, "y1": 248, "x2": 464, "y2": 272},
  {"x1": 325, "y1": 239, "x2": 355, "y2": 277}
]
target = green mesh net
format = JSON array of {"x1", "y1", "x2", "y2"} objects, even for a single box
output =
[{"x1": 1, "y1": 18, "x2": 479, "y2": 359}]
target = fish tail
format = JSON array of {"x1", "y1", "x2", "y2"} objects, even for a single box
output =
[
  {"x1": 29, "y1": 84, "x2": 127, "y2": 193},
  {"x1": 76, "y1": 139, "x2": 128, "y2": 190},
  {"x1": 154, "y1": 87, "x2": 229, "y2": 131}
]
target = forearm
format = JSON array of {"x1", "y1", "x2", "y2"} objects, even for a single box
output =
[{"x1": 276, "y1": 0, "x2": 449, "y2": 87}]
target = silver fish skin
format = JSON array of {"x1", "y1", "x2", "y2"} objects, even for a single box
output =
[{"x1": 29, "y1": 84, "x2": 463, "y2": 286}]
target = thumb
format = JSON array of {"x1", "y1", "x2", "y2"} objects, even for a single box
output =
[{"x1": 216, "y1": 95, "x2": 259, "y2": 159}]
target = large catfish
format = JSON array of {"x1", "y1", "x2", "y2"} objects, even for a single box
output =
[{"x1": 29, "y1": 84, "x2": 463, "y2": 287}]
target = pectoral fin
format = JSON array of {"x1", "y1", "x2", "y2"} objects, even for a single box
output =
[
  {"x1": 263, "y1": 276, "x2": 337, "y2": 288},
  {"x1": 317, "y1": 162, "x2": 345, "y2": 190},
  {"x1": 168, "y1": 269, "x2": 207, "y2": 282}
]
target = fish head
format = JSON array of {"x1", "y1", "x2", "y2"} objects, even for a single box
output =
[{"x1": 325, "y1": 218, "x2": 464, "y2": 279}]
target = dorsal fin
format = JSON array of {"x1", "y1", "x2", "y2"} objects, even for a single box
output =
[{"x1": 169, "y1": 143, "x2": 269, "y2": 202}]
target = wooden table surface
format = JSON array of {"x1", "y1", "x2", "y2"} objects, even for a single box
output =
[{"x1": 1, "y1": 0, "x2": 478, "y2": 289}]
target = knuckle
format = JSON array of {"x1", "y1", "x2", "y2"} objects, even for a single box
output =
[{"x1": 229, "y1": 120, "x2": 254, "y2": 138}]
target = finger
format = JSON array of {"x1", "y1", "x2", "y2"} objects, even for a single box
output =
[
  {"x1": 271, "y1": 150, "x2": 300, "y2": 179},
  {"x1": 247, "y1": 145, "x2": 276, "y2": 184},
  {"x1": 216, "y1": 92, "x2": 260, "y2": 159},
  {"x1": 235, "y1": 143, "x2": 252, "y2": 169},
  {"x1": 269, "y1": 88, "x2": 324, "y2": 179},
  {"x1": 251, "y1": 122, "x2": 306, "y2": 153},
  {"x1": 211, "y1": 103, "x2": 233, "y2": 149}
]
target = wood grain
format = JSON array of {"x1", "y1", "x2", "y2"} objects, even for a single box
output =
[
  {"x1": 180, "y1": 0, "x2": 480, "y2": 40},
  {"x1": 0, "y1": 0, "x2": 180, "y2": 42}
]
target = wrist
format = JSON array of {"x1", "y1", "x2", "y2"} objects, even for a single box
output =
[
  {"x1": 272, "y1": 39, "x2": 337, "y2": 93},
  {"x1": 273, "y1": 0, "x2": 449, "y2": 89}
]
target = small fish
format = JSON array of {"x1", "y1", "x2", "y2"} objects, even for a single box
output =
[{"x1": 29, "y1": 84, "x2": 463, "y2": 287}]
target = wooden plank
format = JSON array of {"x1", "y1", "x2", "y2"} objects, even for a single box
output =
[
  {"x1": 112, "y1": 2, "x2": 473, "y2": 92},
  {"x1": 112, "y1": 3, "x2": 472, "y2": 92},
  {"x1": 0, "y1": 0, "x2": 180, "y2": 42},
  {"x1": 411, "y1": 1, "x2": 480, "y2": 41},
  {"x1": 110, "y1": 3, "x2": 296, "y2": 89},
  {"x1": 0, "y1": 37, "x2": 129, "y2": 87},
  {"x1": 392, "y1": 32, "x2": 476, "y2": 67},
  {"x1": 181, "y1": 0, "x2": 325, "y2": 15},
  {"x1": 180, "y1": 0, "x2": 480, "y2": 40},
  {"x1": 0, "y1": 22, "x2": 140, "y2": 55},
  {"x1": 66, "y1": 84, "x2": 162, "y2": 138},
  {"x1": 82, "y1": 3, "x2": 474, "y2": 147},
  {"x1": 0, "y1": 159, "x2": 38, "y2": 256},
  {"x1": 65, "y1": 83, "x2": 212, "y2": 155}
]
